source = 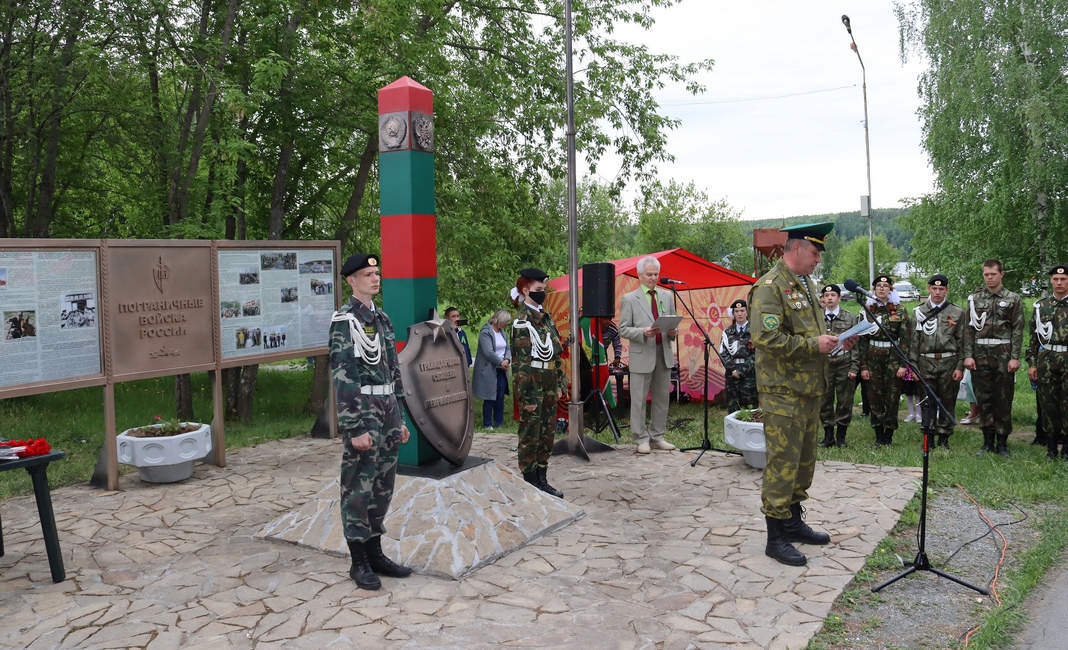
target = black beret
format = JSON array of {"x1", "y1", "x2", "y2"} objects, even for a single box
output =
[
  {"x1": 519, "y1": 267, "x2": 548, "y2": 282},
  {"x1": 730, "y1": 299, "x2": 747, "y2": 310},
  {"x1": 928, "y1": 274, "x2": 949, "y2": 287},
  {"x1": 1050, "y1": 265, "x2": 1068, "y2": 276},
  {"x1": 873, "y1": 275, "x2": 892, "y2": 286},
  {"x1": 821, "y1": 284, "x2": 840, "y2": 295},
  {"x1": 340, "y1": 253, "x2": 379, "y2": 277}
]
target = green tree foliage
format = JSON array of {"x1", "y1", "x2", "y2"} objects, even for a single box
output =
[
  {"x1": 0, "y1": 0, "x2": 712, "y2": 316},
  {"x1": 896, "y1": 0, "x2": 1068, "y2": 290},
  {"x1": 634, "y1": 179, "x2": 749, "y2": 272},
  {"x1": 825, "y1": 234, "x2": 902, "y2": 286}
]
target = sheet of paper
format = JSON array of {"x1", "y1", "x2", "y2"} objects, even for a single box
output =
[{"x1": 651, "y1": 314, "x2": 683, "y2": 331}]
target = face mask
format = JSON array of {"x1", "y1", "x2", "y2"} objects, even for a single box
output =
[{"x1": 527, "y1": 290, "x2": 546, "y2": 305}]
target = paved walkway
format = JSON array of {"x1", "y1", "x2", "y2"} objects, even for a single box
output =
[{"x1": 0, "y1": 434, "x2": 922, "y2": 649}]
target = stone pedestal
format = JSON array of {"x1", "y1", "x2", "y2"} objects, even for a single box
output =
[{"x1": 256, "y1": 460, "x2": 584, "y2": 579}]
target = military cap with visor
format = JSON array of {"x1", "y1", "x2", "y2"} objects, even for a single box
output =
[
  {"x1": 340, "y1": 253, "x2": 379, "y2": 277},
  {"x1": 779, "y1": 222, "x2": 834, "y2": 251}
]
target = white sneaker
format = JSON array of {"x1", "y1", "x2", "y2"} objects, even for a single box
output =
[{"x1": 904, "y1": 414, "x2": 915, "y2": 423}]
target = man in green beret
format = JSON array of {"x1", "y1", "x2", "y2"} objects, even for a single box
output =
[
  {"x1": 1027, "y1": 265, "x2": 1068, "y2": 460},
  {"x1": 750, "y1": 223, "x2": 853, "y2": 566}
]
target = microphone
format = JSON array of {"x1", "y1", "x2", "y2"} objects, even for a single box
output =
[
  {"x1": 659, "y1": 278, "x2": 685, "y2": 286},
  {"x1": 843, "y1": 278, "x2": 876, "y2": 301}
]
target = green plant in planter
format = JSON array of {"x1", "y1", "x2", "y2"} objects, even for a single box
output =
[{"x1": 735, "y1": 408, "x2": 764, "y2": 423}]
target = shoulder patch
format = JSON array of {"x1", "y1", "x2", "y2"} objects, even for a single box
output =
[{"x1": 762, "y1": 314, "x2": 779, "y2": 330}]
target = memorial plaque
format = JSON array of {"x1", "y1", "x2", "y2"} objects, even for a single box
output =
[
  {"x1": 107, "y1": 243, "x2": 216, "y2": 379},
  {"x1": 398, "y1": 317, "x2": 474, "y2": 466}
]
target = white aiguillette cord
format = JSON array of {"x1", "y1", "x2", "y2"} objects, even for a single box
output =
[
  {"x1": 1034, "y1": 302, "x2": 1053, "y2": 346},
  {"x1": 721, "y1": 330, "x2": 739, "y2": 357},
  {"x1": 331, "y1": 311, "x2": 382, "y2": 365},
  {"x1": 914, "y1": 304, "x2": 938, "y2": 337},
  {"x1": 513, "y1": 318, "x2": 554, "y2": 361},
  {"x1": 968, "y1": 294, "x2": 988, "y2": 331}
]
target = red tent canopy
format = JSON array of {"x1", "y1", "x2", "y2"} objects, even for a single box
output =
[{"x1": 548, "y1": 248, "x2": 756, "y2": 292}]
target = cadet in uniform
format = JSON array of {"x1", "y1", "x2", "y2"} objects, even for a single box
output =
[
  {"x1": 720, "y1": 299, "x2": 757, "y2": 413},
  {"x1": 510, "y1": 267, "x2": 567, "y2": 498},
  {"x1": 329, "y1": 253, "x2": 412, "y2": 591},
  {"x1": 963, "y1": 259, "x2": 1024, "y2": 457},
  {"x1": 819, "y1": 284, "x2": 859, "y2": 447},
  {"x1": 1027, "y1": 265, "x2": 1068, "y2": 460},
  {"x1": 858, "y1": 275, "x2": 911, "y2": 446},
  {"x1": 907, "y1": 274, "x2": 966, "y2": 449},
  {"x1": 750, "y1": 222, "x2": 851, "y2": 566}
]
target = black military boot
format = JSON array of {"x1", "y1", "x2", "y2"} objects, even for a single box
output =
[
  {"x1": 347, "y1": 540, "x2": 381, "y2": 590},
  {"x1": 522, "y1": 470, "x2": 540, "y2": 488},
  {"x1": 765, "y1": 516, "x2": 806, "y2": 566},
  {"x1": 884, "y1": 428, "x2": 895, "y2": 446},
  {"x1": 977, "y1": 429, "x2": 996, "y2": 454},
  {"x1": 836, "y1": 425, "x2": 848, "y2": 447},
  {"x1": 871, "y1": 427, "x2": 886, "y2": 448},
  {"x1": 365, "y1": 536, "x2": 412, "y2": 578},
  {"x1": 784, "y1": 503, "x2": 831, "y2": 545},
  {"x1": 996, "y1": 434, "x2": 1010, "y2": 457},
  {"x1": 537, "y1": 466, "x2": 564, "y2": 498},
  {"x1": 819, "y1": 426, "x2": 836, "y2": 448},
  {"x1": 1047, "y1": 438, "x2": 1059, "y2": 461},
  {"x1": 937, "y1": 434, "x2": 950, "y2": 449}
]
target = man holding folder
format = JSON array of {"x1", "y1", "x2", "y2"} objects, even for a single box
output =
[{"x1": 619, "y1": 256, "x2": 680, "y2": 454}]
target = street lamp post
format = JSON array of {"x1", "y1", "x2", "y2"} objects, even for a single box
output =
[{"x1": 842, "y1": 14, "x2": 875, "y2": 286}]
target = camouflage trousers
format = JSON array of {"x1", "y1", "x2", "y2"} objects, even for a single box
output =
[
  {"x1": 725, "y1": 371, "x2": 758, "y2": 413},
  {"x1": 971, "y1": 349, "x2": 1015, "y2": 436},
  {"x1": 820, "y1": 361, "x2": 855, "y2": 428},
  {"x1": 516, "y1": 367, "x2": 558, "y2": 473},
  {"x1": 760, "y1": 391, "x2": 819, "y2": 520},
  {"x1": 866, "y1": 347, "x2": 903, "y2": 431},
  {"x1": 340, "y1": 394, "x2": 402, "y2": 543},
  {"x1": 916, "y1": 356, "x2": 960, "y2": 436},
  {"x1": 1036, "y1": 350, "x2": 1068, "y2": 442}
]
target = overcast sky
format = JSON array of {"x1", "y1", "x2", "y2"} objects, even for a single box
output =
[{"x1": 594, "y1": 0, "x2": 933, "y2": 220}]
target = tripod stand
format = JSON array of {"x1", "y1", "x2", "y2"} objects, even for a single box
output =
[
  {"x1": 849, "y1": 293, "x2": 988, "y2": 595},
  {"x1": 663, "y1": 284, "x2": 741, "y2": 466},
  {"x1": 582, "y1": 319, "x2": 621, "y2": 443}
]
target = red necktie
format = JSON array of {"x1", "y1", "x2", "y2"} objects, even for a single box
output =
[{"x1": 649, "y1": 289, "x2": 662, "y2": 345}]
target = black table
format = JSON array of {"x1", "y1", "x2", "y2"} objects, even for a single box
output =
[{"x1": 0, "y1": 450, "x2": 66, "y2": 582}]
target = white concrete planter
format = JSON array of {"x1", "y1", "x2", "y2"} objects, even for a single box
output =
[
  {"x1": 117, "y1": 423, "x2": 212, "y2": 483},
  {"x1": 723, "y1": 411, "x2": 766, "y2": 469}
]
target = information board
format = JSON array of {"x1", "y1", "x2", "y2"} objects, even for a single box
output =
[{"x1": 0, "y1": 249, "x2": 102, "y2": 389}]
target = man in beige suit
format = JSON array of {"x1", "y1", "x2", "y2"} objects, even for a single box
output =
[{"x1": 619, "y1": 256, "x2": 678, "y2": 453}]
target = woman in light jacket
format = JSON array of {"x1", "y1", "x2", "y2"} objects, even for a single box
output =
[{"x1": 472, "y1": 309, "x2": 512, "y2": 428}]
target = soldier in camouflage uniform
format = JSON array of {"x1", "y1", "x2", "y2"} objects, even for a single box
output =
[
  {"x1": 750, "y1": 223, "x2": 852, "y2": 567},
  {"x1": 963, "y1": 259, "x2": 1024, "y2": 457},
  {"x1": 720, "y1": 299, "x2": 758, "y2": 413},
  {"x1": 858, "y1": 275, "x2": 911, "y2": 447},
  {"x1": 819, "y1": 284, "x2": 859, "y2": 447},
  {"x1": 329, "y1": 253, "x2": 412, "y2": 591},
  {"x1": 907, "y1": 274, "x2": 965, "y2": 449},
  {"x1": 1026, "y1": 265, "x2": 1068, "y2": 460},
  {"x1": 510, "y1": 267, "x2": 567, "y2": 498}
]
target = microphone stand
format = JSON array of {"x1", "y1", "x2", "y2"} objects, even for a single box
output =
[
  {"x1": 852, "y1": 294, "x2": 988, "y2": 595},
  {"x1": 664, "y1": 283, "x2": 741, "y2": 466}
]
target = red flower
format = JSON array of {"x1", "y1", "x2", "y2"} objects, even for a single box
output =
[{"x1": 0, "y1": 438, "x2": 51, "y2": 458}]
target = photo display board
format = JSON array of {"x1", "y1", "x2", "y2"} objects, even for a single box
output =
[
  {"x1": 218, "y1": 247, "x2": 336, "y2": 360},
  {"x1": 0, "y1": 248, "x2": 102, "y2": 390}
]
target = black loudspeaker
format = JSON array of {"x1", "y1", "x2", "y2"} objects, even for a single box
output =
[{"x1": 582, "y1": 262, "x2": 615, "y2": 318}]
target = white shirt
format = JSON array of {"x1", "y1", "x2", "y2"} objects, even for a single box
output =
[{"x1": 492, "y1": 330, "x2": 507, "y2": 357}]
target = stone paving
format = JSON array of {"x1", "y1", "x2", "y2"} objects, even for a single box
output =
[{"x1": 0, "y1": 433, "x2": 920, "y2": 649}]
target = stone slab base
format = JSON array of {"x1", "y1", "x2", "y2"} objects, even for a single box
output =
[{"x1": 255, "y1": 460, "x2": 585, "y2": 579}]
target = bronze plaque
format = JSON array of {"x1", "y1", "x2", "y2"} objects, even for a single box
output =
[
  {"x1": 398, "y1": 317, "x2": 474, "y2": 466},
  {"x1": 107, "y1": 244, "x2": 216, "y2": 379}
]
